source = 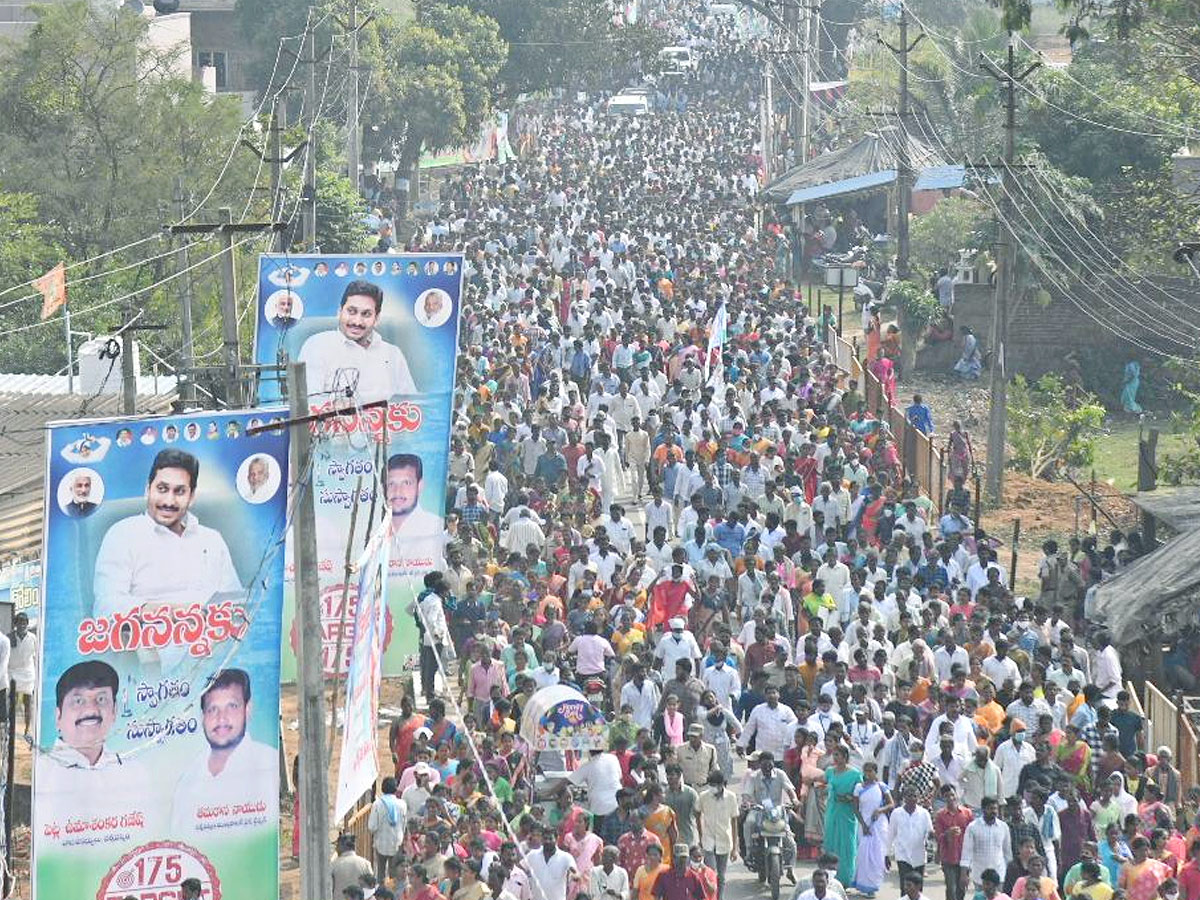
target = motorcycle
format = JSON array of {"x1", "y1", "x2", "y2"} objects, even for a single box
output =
[
  {"x1": 748, "y1": 801, "x2": 788, "y2": 900},
  {"x1": 582, "y1": 674, "x2": 608, "y2": 712}
]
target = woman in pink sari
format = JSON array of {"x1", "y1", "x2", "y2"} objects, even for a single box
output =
[
  {"x1": 1119, "y1": 836, "x2": 1171, "y2": 900},
  {"x1": 562, "y1": 813, "x2": 603, "y2": 899},
  {"x1": 870, "y1": 356, "x2": 896, "y2": 407}
]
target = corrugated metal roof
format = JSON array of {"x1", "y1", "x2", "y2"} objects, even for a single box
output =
[
  {"x1": 0, "y1": 373, "x2": 177, "y2": 395},
  {"x1": 0, "y1": 388, "x2": 177, "y2": 563}
]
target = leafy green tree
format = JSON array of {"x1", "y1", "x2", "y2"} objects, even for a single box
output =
[
  {"x1": 451, "y1": 0, "x2": 665, "y2": 96},
  {"x1": 314, "y1": 170, "x2": 371, "y2": 252},
  {"x1": 0, "y1": 2, "x2": 264, "y2": 372},
  {"x1": 909, "y1": 197, "x2": 989, "y2": 280},
  {"x1": 1008, "y1": 374, "x2": 1106, "y2": 478},
  {"x1": 888, "y1": 280, "x2": 941, "y2": 374},
  {"x1": 360, "y1": 4, "x2": 507, "y2": 178}
]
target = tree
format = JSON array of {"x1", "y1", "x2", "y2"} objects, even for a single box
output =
[
  {"x1": 909, "y1": 197, "x2": 989, "y2": 280},
  {"x1": 1007, "y1": 374, "x2": 1106, "y2": 478},
  {"x1": 0, "y1": 190, "x2": 66, "y2": 372},
  {"x1": 0, "y1": 2, "x2": 264, "y2": 372},
  {"x1": 315, "y1": 170, "x2": 371, "y2": 252},
  {"x1": 888, "y1": 280, "x2": 942, "y2": 375},
  {"x1": 360, "y1": 4, "x2": 507, "y2": 179},
  {"x1": 450, "y1": 0, "x2": 665, "y2": 96}
]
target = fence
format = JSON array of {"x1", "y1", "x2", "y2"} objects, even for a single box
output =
[
  {"x1": 1142, "y1": 680, "x2": 1200, "y2": 793},
  {"x1": 1146, "y1": 681, "x2": 1180, "y2": 763},
  {"x1": 827, "y1": 327, "x2": 947, "y2": 514},
  {"x1": 345, "y1": 798, "x2": 372, "y2": 852}
]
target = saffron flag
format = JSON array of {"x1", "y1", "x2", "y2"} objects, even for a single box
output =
[{"x1": 34, "y1": 262, "x2": 67, "y2": 320}]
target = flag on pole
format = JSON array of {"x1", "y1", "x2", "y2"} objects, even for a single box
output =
[
  {"x1": 704, "y1": 302, "x2": 728, "y2": 386},
  {"x1": 34, "y1": 262, "x2": 67, "y2": 320}
]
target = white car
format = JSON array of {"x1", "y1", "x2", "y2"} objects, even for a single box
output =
[
  {"x1": 606, "y1": 93, "x2": 652, "y2": 116},
  {"x1": 658, "y1": 46, "x2": 699, "y2": 73}
]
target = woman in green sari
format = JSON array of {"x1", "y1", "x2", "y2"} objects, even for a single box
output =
[{"x1": 824, "y1": 743, "x2": 863, "y2": 886}]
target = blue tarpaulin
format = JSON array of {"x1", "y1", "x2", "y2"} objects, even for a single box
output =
[{"x1": 785, "y1": 169, "x2": 897, "y2": 206}]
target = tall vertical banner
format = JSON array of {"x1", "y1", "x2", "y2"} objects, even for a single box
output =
[
  {"x1": 253, "y1": 253, "x2": 462, "y2": 679},
  {"x1": 34, "y1": 409, "x2": 290, "y2": 900},
  {"x1": 334, "y1": 515, "x2": 391, "y2": 819}
]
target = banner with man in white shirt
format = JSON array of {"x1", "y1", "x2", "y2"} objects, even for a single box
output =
[
  {"x1": 35, "y1": 410, "x2": 290, "y2": 900},
  {"x1": 253, "y1": 254, "x2": 462, "y2": 678}
]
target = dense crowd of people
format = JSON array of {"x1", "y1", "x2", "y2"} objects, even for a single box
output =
[{"x1": 324, "y1": 10, "x2": 1189, "y2": 900}]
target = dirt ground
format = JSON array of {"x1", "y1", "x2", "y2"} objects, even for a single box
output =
[{"x1": 894, "y1": 371, "x2": 1142, "y2": 592}]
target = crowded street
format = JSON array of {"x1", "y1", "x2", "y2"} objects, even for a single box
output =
[{"x1": 2, "y1": 0, "x2": 1198, "y2": 898}]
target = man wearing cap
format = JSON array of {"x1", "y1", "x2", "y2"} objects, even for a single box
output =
[
  {"x1": 994, "y1": 720, "x2": 1035, "y2": 800},
  {"x1": 847, "y1": 704, "x2": 882, "y2": 768},
  {"x1": 656, "y1": 618, "x2": 702, "y2": 678},
  {"x1": 651, "y1": 844, "x2": 704, "y2": 900},
  {"x1": 677, "y1": 724, "x2": 718, "y2": 789}
]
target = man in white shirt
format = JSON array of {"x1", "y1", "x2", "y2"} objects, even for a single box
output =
[
  {"x1": 656, "y1": 618, "x2": 702, "y2": 677},
  {"x1": 170, "y1": 668, "x2": 279, "y2": 836},
  {"x1": 619, "y1": 664, "x2": 661, "y2": 729},
  {"x1": 980, "y1": 640, "x2": 1021, "y2": 693},
  {"x1": 702, "y1": 649, "x2": 742, "y2": 711},
  {"x1": 1092, "y1": 630, "x2": 1123, "y2": 703},
  {"x1": 923, "y1": 696, "x2": 977, "y2": 761},
  {"x1": 993, "y1": 723, "x2": 1036, "y2": 799},
  {"x1": 387, "y1": 453, "x2": 446, "y2": 568},
  {"x1": 92, "y1": 449, "x2": 241, "y2": 667},
  {"x1": 566, "y1": 749, "x2": 623, "y2": 818},
  {"x1": 960, "y1": 797, "x2": 1013, "y2": 887},
  {"x1": 889, "y1": 785, "x2": 934, "y2": 880},
  {"x1": 589, "y1": 846, "x2": 630, "y2": 900},
  {"x1": 297, "y1": 279, "x2": 419, "y2": 402},
  {"x1": 524, "y1": 830, "x2": 578, "y2": 900},
  {"x1": 739, "y1": 685, "x2": 798, "y2": 760},
  {"x1": 934, "y1": 631, "x2": 971, "y2": 683}
]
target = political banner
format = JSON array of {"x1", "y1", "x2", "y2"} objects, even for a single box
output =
[
  {"x1": 333, "y1": 514, "x2": 390, "y2": 820},
  {"x1": 253, "y1": 253, "x2": 462, "y2": 679},
  {"x1": 34, "y1": 409, "x2": 290, "y2": 900},
  {"x1": 0, "y1": 559, "x2": 41, "y2": 624}
]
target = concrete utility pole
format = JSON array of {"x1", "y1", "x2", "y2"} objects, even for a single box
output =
[
  {"x1": 164, "y1": 213, "x2": 286, "y2": 408},
  {"x1": 761, "y1": 60, "x2": 774, "y2": 183},
  {"x1": 878, "y1": 2, "x2": 923, "y2": 280},
  {"x1": 346, "y1": 0, "x2": 361, "y2": 191},
  {"x1": 172, "y1": 177, "x2": 198, "y2": 406},
  {"x1": 287, "y1": 361, "x2": 331, "y2": 900},
  {"x1": 282, "y1": 12, "x2": 331, "y2": 252},
  {"x1": 980, "y1": 34, "x2": 1040, "y2": 505},
  {"x1": 240, "y1": 99, "x2": 309, "y2": 254}
]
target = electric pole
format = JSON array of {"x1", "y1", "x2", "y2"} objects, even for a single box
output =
[
  {"x1": 288, "y1": 362, "x2": 330, "y2": 900},
  {"x1": 282, "y1": 12, "x2": 331, "y2": 252},
  {"x1": 878, "y1": 2, "x2": 923, "y2": 280},
  {"x1": 173, "y1": 177, "x2": 198, "y2": 406},
  {"x1": 343, "y1": 0, "x2": 363, "y2": 192},
  {"x1": 761, "y1": 60, "x2": 774, "y2": 183},
  {"x1": 980, "y1": 34, "x2": 1040, "y2": 505},
  {"x1": 241, "y1": 99, "x2": 309, "y2": 253},
  {"x1": 164, "y1": 211, "x2": 287, "y2": 408}
]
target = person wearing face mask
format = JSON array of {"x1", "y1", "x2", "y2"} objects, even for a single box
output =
[
  {"x1": 996, "y1": 721, "x2": 1036, "y2": 801},
  {"x1": 533, "y1": 652, "x2": 562, "y2": 690}
]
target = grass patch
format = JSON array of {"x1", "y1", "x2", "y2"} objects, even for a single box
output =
[{"x1": 1088, "y1": 417, "x2": 1190, "y2": 491}]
